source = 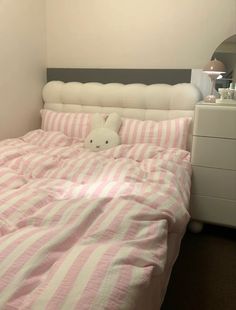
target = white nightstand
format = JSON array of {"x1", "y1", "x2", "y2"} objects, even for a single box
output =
[{"x1": 190, "y1": 103, "x2": 236, "y2": 231}]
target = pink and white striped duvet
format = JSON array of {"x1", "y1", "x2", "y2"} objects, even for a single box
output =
[{"x1": 0, "y1": 130, "x2": 191, "y2": 310}]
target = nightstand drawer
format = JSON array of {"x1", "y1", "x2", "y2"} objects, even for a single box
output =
[
  {"x1": 191, "y1": 166, "x2": 236, "y2": 200},
  {"x1": 193, "y1": 105, "x2": 236, "y2": 139},
  {"x1": 190, "y1": 195, "x2": 236, "y2": 227},
  {"x1": 191, "y1": 136, "x2": 236, "y2": 170}
]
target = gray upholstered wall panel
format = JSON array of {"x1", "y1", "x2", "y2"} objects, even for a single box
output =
[{"x1": 47, "y1": 68, "x2": 191, "y2": 85}]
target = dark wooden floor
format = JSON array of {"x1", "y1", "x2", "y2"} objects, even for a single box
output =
[{"x1": 162, "y1": 224, "x2": 236, "y2": 310}]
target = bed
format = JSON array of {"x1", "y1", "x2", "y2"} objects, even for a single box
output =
[{"x1": 0, "y1": 81, "x2": 201, "y2": 309}]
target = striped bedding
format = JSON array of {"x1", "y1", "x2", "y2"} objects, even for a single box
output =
[{"x1": 0, "y1": 129, "x2": 191, "y2": 310}]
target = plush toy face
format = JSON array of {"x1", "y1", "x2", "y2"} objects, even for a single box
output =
[
  {"x1": 84, "y1": 113, "x2": 122, "y2": 152},
  {"x1": 85, "y1": 128, "x2": 120, "y2": 152}
]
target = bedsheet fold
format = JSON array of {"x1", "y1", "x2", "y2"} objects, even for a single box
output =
[{"x1": 0, "y1": 130, "x2": 191, "y2": 309}]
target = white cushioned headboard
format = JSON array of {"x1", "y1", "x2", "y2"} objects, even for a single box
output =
[
  {"x1": 42, "y1": 81, "x2": 202, "y2": 150},
  {"x1": 42, "y1": 81, "x2": 202, "y2": 122}
]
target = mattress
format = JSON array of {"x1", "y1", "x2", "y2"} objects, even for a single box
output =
[{"x1": 0, "y1": 129, "x2": 191, "y2": 309}]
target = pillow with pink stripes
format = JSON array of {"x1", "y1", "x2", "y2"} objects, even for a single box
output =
[
  {"x1": 41, "y1": 109, "x2": 191, "y2": 150},
  {"x1": 119, "y1": 117, "x2": 192, "y2": 150},
  {"x1": 41, "y1": 109, "x2": 92, "y2": 141}
]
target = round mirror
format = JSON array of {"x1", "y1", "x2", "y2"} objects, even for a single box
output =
[
  {"x1": 213, "y1": 34, "x2": 236, "y2": 90},
  {"x1": 191, "y1": 34, "x2": 236, "y2": 102}
]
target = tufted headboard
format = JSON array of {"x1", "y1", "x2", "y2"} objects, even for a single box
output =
[{"x1": 42, "y1": 81, "x2": 202, "y2": 149}]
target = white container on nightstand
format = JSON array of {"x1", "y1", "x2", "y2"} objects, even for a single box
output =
[{"x1": 190, "y1": 103, "x2": 236, "y2": 230}]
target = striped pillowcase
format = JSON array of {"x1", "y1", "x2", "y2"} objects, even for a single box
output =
[
  {"x1": 41, "y1": 109, "x2": 191, "y2": 149},
  {"x1": 119, "y1": 117, "x2": 192, "y2": 150},
  {"x1": 41, "y1": 109, "x2": 92, "y2": 141}
]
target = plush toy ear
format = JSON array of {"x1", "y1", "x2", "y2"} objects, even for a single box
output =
[
  {"x1": 91, "y1": 113, "x2": 105, "y2": 129},
  {"x1": 104, "y1": 113, "x2": 122, "y2": 133}
]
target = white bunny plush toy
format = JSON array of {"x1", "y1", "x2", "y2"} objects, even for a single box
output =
[{"x1": 84, "y1": 113, "x2": 122, "y2": 151}]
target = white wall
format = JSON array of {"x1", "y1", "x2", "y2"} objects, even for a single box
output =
[
  {"x1": 0, "y1": 0, "x2": 234, "y2": 141},
  {"x1": 46, "y1": 0, "x2": 236, "y2": 69},
  {"x1": 0, "y1": 0, "x2": 46, "y2": 140}
]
